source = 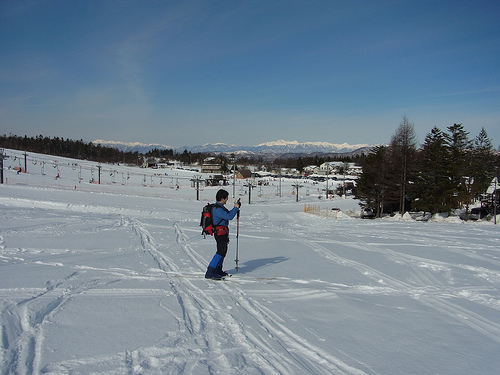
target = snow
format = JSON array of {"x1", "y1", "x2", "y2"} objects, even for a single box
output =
[
  {"x1": 1, "y1": 149, "x2": 500, "y2": 374},
  {"x1": 254, "y1": 140, "x2": 370, "y2": 150}
]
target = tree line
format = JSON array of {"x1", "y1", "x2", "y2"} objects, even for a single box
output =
[
  {"x1": 0, "y1": 134, "x2": 211, "y2": 166},
  {"x1": 0, "y1": 134, "x2": 143, "y2": 165},
  {"x1": 1, "y1": 134, "x2": 361, "y2": 172},
  {"x1": 355, "y1": 117, "x2": 500, "y2": 216}
]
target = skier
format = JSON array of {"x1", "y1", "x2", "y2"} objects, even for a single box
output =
[{"x1": 205, "y1": 189, "x2": 241, "y2": 280}]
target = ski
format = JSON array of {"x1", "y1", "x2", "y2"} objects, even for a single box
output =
[
  {"x1": 170, "y1": 272, "x2": 277, "y2": 283},
  {"x1": 206, "y1": 273, "x2": 234, "y2": 281},
  {"x1": 207, "y1": 276, "x2": 225, "y2": 281},
  {"x1": 172, "y1": 273, "x2": 237, "y2": 283}
]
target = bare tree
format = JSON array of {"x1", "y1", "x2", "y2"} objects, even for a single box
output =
[{"x1": 388, "y1": 116, "x2": 418, "y2": 214}]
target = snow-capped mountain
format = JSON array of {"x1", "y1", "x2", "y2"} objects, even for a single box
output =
[
  {"x1": 252, "y1": 140, "x2": 371, "y2": 154},
  {"x1": 93, "y1": 139, "x2": 373, "y2": 157},
  {"x1": 92, "y1": 140, "x2": 176, "y2": 154}
]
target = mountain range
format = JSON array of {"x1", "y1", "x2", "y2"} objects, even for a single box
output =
[{"x1": 93, "y1": 139, "x2": 374, "y2": 159}]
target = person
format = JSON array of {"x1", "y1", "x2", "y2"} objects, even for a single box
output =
[{"x1": 205, "y1": 189, "x2": 241, "y2": 279}]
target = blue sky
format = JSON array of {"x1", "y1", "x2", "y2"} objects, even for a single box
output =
[{"x1": 1, "y1": 0, "x2": 499, "y2": 148}]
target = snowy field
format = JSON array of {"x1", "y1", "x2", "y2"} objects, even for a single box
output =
[{"x1": 1, "y1": 149, "x2": 500, "y2": 374}]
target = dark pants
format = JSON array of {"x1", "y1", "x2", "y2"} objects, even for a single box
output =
[
  {"x1": 215, "y1": 233, "x2": 229, "y2": 257},
  {"x1": 205, "y1": 233, "x2": 229, "y2": 278}
]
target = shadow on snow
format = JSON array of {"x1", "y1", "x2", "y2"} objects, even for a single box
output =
[{"x1": 230, "y1": 256, "x2": 289, "y2": 274}]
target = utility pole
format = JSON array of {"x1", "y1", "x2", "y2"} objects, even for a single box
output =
[
  {"x1": 191, "y1": 174, "x2": 204, "y2": 201},
  {"x1": 292, "y1": 181, "x2": 303, "y2": 202},
  {"x1": 0, "y1": 149, "x2": 9, "y2": 184},
  {"x1": 230, "y1": 157, "x2": 236, "y2": 201},
  {"x1": 494, "y1": 171, "x2": 499, "y2": 225},
  {"x1": 343, "y1": 162, "x2": 349, "y2": 198},
  {"x1": 326, "y1": 163, "x2": 329, "y2": 199},
  {"x1": 494, "y1": 177, "x2": 497, "y2": 225},
  {"x1": 278, "y1": 166, "x2": 282, "y2": 197},
  {"x1": 24, "y1": 151, "x2": 28, "y2": 173},
  {"x1": 97, "y1": 165, "x2": 102, "y2": 184},
  {"x1": 244, "y1": 178, "x2": 257, "y2": 204}
]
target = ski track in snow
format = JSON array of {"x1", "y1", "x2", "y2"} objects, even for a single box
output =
[
  {"x1": 1, "y1": 187, "x2": 500, "y2": 374},
  {"x1": 1, "y1": 271, "x2": 119, "y2": 374},
  {"x1": 279, "y1": 216, "x2": 500, "y2": 345},
  {"x1": 0, "y1": 201, "x2": 367, "y2": 374},
  {"x1": 131, "y1": 220, "x2": 365, "y2": 374}
]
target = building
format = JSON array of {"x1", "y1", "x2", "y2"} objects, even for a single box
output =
[
  {"x1": 236, "y1": 169, "x2": 253, "y2": 179},
  {"x1": 201, "y1": 164, "x2": 223, "y2": 174}
]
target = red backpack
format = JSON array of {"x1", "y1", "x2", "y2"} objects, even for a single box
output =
[{"x1": 200, "y1": 203, "x2": 217, "y2": 237}]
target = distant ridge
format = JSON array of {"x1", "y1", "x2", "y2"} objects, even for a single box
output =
[
  {"x1": 92, "y1": 140, "x2": 176, "y2": 154},
  {"x1": 93, "y1": 139, "x2": 374, "y2": 159}
]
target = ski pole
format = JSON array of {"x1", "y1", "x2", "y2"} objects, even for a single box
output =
[{"x1": 235, "y1": 201, "x2": 240, "y2": 270}]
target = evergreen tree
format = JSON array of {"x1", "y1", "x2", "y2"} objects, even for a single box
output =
[
  {"x1": 470, "y1": 127, "x2": 495, "y2": 199},
  {"x1": 355, "y1": 146, "x2": 389, "y2": 217},
  {"x1": 296, "y1": 157, "x2": 305, "y2": 173},
  {"x1": 444, "y1": 123, "x2": 472, "y2": 210},
  {"x1": 220, "y1": 158, "x2": 230, "y2": 174},
  {"x1": 413, "y1": 127, "x2": 450, "y2": 214}
]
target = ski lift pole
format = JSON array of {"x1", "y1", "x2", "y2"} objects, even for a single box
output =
[{"x1": 235, "y1": 205, "x2": 240, "y2": 270}]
